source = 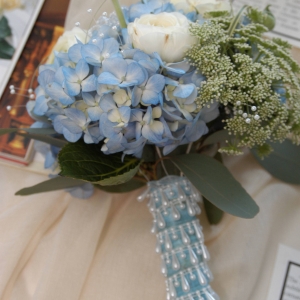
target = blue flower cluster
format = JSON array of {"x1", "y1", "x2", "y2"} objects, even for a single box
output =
[
  {"x1": 125, "y1": 0, "x2": 202, "y2": 23},
  {"x1": 27, "y1": 5, "x2": 219, "y2": 159}
]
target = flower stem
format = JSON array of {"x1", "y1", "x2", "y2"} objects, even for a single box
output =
[
  {"x1": 155, "y1": 146, "x2": 169, "y2": 176},
  {"x1": 111, "y1": 0, "x2": 127, "y2": 29},
  {"x1": 228, "y1": 5, "x2": 248, "y2": 37}
]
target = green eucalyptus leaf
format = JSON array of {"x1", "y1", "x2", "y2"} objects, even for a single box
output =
[
  {"x1": 202, "y1": 130, "x2": 231, "y2": 147},
  {"x1": 15, "y1": 177, "x2": 86, "y2": 196},
  {"x1": 0, "y1": 16, "x2": 12, "y2": 39},
  {"x1": 95, "y1": 178, "x2": 146, "y2": 193},
  {"x1": 0, "y1": 128, "x2": 56, "y2": 135},
  {"x1": 0, "y1": 128, "x2": 66, "y2": 147},
  {"x1": 251, "y1": 140, "x2": 300, "y2": 184},
  {"x1": 58, "y1": 141, "x2": 141, "y2": 186},
  {"x1": 17, "y1": 132, "x2": 66, "y2": 148},
  {"x1": 0, "y1": 38, "x2": 14, "y2": 59},
  {"x1": 203, "y1": 196, "x2": 224, "y2": 225},
  {"x1": 171, "y1": 154, "x2": 259, "y2": 219}
]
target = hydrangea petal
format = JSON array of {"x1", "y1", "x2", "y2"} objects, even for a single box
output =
[
  {"x1": 142, "y1": 124, "x2": 162, "y2": 143},
  {"x1": 45, "y1": 82, "x2": 75, "y2": 105},
  {"x1": 62, "y1": 67, "x2": 78, "y2": 83},
  {"x1": 141, "y1": 89, "x2": 160, "y2": 105},
  {"x1": 124, "y1": 62, "x2": 146, "y2": 86},
  {"x1": 62, "y1": 127, "x2": 82, "y2": 142},
  {"x1": 102, "y1": 57, "x2": 127, "y2": 79},
  {"x1": 81, "y1": 44, "x2": 101, "y2": 66},
  {"x1": 75, "y1": 59, "x2": 90, "y2": 81},
  {"x1": 82, "y1": 74, "x2": 97, "y2": 92},
  {"x1": 60, "y1": 119, "x2": 83, "y2": 134},
  {"x1": 65, "y1": 81, "x2": 81, "y2": 96},
  {"x1": 82, "y1": 92, "x2": 96, "y2": 106},
  {"x1": 68, "y1": 44, "x2": 83, "y2": 63},
  {"x1": 64, "y1": 108, "x2": 87, "y2": 127},
  {"x1": 131, "y1": 86, "x2": 143, "y2": 107},
  {"x1": 173, "y1": 84, "x2": 195, "y2": 98},
  {"x1": 53, "y1": 115, "x2": 67, "y2": 134},
  {"x1": 100, "y1": 94, "x2": 117, "y2": 112},
  {"x1": 143, "y1": 106, "x2": 152, "y2": 124},
  {"x1": 98, "y1": 72, "x2": 121, "y2": 85},
  {"x1": 146, "y1": 74, "x2": 165, "y2": 93},
  {"x1": 119, "y1": 106, "x2": 131, "y2": 123},
  {"x1": 103, "y1": 38, "x2": 120, "y2": 56},
  {"x1": 33, "y1": 96, "x2": 49, "y2": 116},
  {"x1": 130, "y1": 109, "x2": 143, "y2": 122},
  {"x1": 87, "y1": 106, "x2": 103, "y2": 121},
  {"x1": 38, "y1": 70, "x2": 55, "y2": 87},
  {"x1": 150, "y1": 120, "x2": 164, "y2": 135}
]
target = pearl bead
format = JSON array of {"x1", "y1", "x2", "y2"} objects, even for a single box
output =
[
  {"x1": 245, "y1": 118, "x2": 251, "y2": 124},
  {"x1": 242, "y1": 113, "x2": 247, "y2": 118}
]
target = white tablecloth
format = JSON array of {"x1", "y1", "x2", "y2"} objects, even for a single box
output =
[
  {"x1": 0, "y1": 1, "x2": 300, "y2": 299},
  {"x1": 1, "y1": 151, "x2": 300, "y2": 300}
]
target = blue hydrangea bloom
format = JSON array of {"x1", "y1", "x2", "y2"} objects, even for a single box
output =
[{"x1": 28, "y1": 7, "x2": 220, "y2": 162}]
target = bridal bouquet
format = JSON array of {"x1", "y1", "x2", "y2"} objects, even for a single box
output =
[{"x1": 2, "y1": 0, "x2": 300, "y2": 298}]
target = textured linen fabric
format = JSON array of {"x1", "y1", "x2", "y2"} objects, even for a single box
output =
[
  {"x1": 1, "y1": 153, "x2": 300, "y2": 300},
  {"x1": 0, "y1": 1, "x2": 300, "y2": 299}
]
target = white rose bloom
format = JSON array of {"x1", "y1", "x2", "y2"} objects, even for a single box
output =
[
  {"x1": 170, "y1": 0, "x2": 231, "y2": 15},
  {"x1": 127, "y1": 12, "x2": 197, "y2": 63},
  {"x1": 47, "y1": 27, "x2": 87, "y2": 64}
]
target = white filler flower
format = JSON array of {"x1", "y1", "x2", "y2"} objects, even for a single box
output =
[{"x1": 127, "y1": 12, "x2": 197, "y2": 63}]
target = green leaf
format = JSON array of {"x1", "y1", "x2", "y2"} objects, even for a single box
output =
[
  {"x1": 203, "y1": 196, "x2": 224, "y2": 225},
  {"x1": 0, "y1": 38, "x2": 14, "y2": 59},
  {"x1": 95, "y1": 178, "x2": 146, "y2": 193},
  {"x1": 15, "y1": 177, "x2": 86, "y2": 196},
  {"x1": 251, "y1": 140, "x2": 300, "y2": 184},
  {"x1": 16, "y1": 132, "x2": 67, "y2": 148},
  {"x1": 58, "y1": 140, "x2": 141, "y2": 186},
  {"x1": 0, "y1": 128, "x2": 65, "y2": 147},
  {"x1": 171, "y1": 154, "x2": 259, "y2": 219},
  {"x1": 202, "y1": 130, "x2": 231, "y2": 147},
  {"x1": 0, "y1": 128, "x2": 56, "y2": 135},
  {"x1": 0, "y1": 16, "x2": 12, "y2": 39}
]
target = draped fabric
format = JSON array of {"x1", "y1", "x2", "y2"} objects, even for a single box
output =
[
  {"x1": 1, "y1": 152, "x2": 300, "y2": 300},
  {"x1": 0, "y1": 1, "x2": 300, "y2": 299}
]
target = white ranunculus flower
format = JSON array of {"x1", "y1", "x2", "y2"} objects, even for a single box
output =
[
  {"x1": 170, "y1": 0, "x2": 231, "y2": 15},
  {"x1": 47, "y1": 27, "x2": 87, "y2": 64},
  {"x1": 127, "y1": 12, "x2": 197, "y2": 63}
]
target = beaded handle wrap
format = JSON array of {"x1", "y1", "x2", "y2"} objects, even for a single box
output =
[{"x1": 138, "y1": 176, "x2": 220, "y2": 300}]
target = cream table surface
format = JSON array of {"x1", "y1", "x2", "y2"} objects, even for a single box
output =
[{"x1": 1, "y1": 1, "x2": 300, "y2": 299}]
